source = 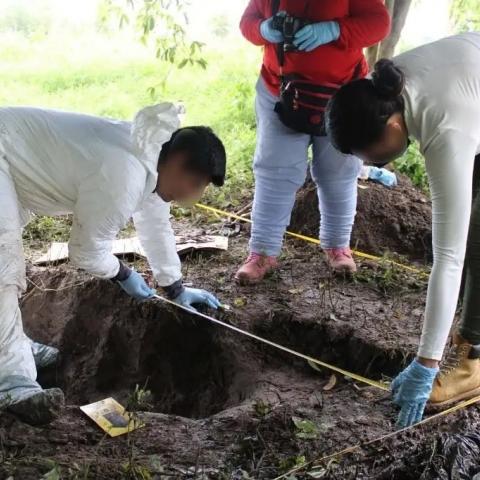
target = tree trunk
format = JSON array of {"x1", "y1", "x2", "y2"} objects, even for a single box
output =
[{"x1": 366, "y1": 0, "x2": 414, "y2": 68}]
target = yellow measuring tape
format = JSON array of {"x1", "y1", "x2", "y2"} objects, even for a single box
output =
[
  {"x1": 152, "y1": 293, "x2": 388, "y2": 391},
  {"x1": 274, "y1": 393, "x2": 480, "y2": 479},
  {"x1": 195, "y1": 203, "x2": 429, "y2": 277}
]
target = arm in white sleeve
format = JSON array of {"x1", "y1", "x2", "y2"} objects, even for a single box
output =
[
  {"x1": 133, "y1": 194, "x2": 182, "y2": 287},
  {"x1": 418, "y1": 131, "x2": 478, "y2": 360},
  {"x1": 69, "y1": 165, "x2": 144, "y2": 279}
]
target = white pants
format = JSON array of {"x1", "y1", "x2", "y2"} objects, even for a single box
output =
[{"x1": 0, "y1": 156, "x2": 40, "y2": 407}]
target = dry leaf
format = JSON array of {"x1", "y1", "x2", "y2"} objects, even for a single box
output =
[
  {"x1": 323, "y1": 374, "x2": 337, "y2": 391},
  {"x1": 288, "y1": 288, "x2": 303, "y2": 295}
]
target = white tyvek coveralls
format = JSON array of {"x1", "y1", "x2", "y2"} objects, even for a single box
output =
[{"x1": 0, "y1": 103, "x2": 182, "y2": 406}]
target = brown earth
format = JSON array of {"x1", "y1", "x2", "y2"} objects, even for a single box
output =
[
  {"x1": 290, "y1": 174, "x2": 432, "y2": 262},
  {"x1": 0, "y1": 213, "x2": 478, "y2": 479}
]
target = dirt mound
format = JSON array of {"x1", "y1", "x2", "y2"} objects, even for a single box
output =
[{"x1": 290, "y1": 174, "x2": 432, "y2": 261}]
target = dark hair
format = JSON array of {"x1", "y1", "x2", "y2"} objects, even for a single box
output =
[
  {"x1": 159, "y1": 126, "x2": 226, "y2": 187},
  {"x1": 326, "y1": 59, "x2": 406, "y2": 155}
]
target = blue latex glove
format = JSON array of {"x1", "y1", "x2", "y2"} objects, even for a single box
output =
[
  {"x1": 391, "y1": 360, "x2": 439, "y2": 428},
  {"x1": 293, "y1": 21, "x2": 340, "y2": 52},
  {"x1": 369, "y1": 166, "x2": 398, "y2": 188},
  {"x1": 118, "y1": 271, "x2": 156, "y2": 301},
  {"x1": 174, "y1": 287, "x2": 221, "y2": 313},
  {"x1": 260, "y1": 12, "x2": 286, "y2": 44}
]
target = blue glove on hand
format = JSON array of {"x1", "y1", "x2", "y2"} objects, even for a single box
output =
[
  {"x1": 260, "y1": 13, "x2": 286, "y2": 44},
  {"x1": 174, "y1": 287, "x2": 221, "y2": 313},
  {"x1": 369, "y1": 167, "x2": 398, "y2": 188},
  {"x1": 293, "y1": 21, "x2": 340, "y2": 52},
  {"x1": 391, "y1": 359, "x2": 439, "y2": 428},
  {"x1": 118, "y1": 271, "x2": 156, "y2": 301}
]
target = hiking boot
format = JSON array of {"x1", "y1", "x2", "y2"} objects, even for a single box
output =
[
  {"x1": 9, "y1": 388, "x2": 65, "y2": 426},
  {"x1": 324, "y1": 247, "x2": 357, "y2": 274},
  {"x1": 429, "y1": 333, "x2": 480, "y2": 408},
  {"x1": 235, "y1": 253, "x2": 278, "y2": 285}
]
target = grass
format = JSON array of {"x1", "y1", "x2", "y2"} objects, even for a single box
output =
[
  {"x1": 0, "y1": 30, "x2": 259, "y2": 244},
  {"x1": 1, "y1": 29, "x2": 429, "y2": 248}
]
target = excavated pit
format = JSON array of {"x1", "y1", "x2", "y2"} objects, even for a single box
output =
[
  {"x1": 23, "y1": 272, "x2": 260, "y2": 419},
  {"x1": 20, "y1": 267, "x2": 407, "y2": 425}
]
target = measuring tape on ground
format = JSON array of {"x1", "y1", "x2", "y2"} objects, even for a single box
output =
[
  {"x1": 152, "y1": 293, "x2": 388, "y2": 391},
  {"x1": 195, "y1": 203, "x2": 429, "y2": 278}
]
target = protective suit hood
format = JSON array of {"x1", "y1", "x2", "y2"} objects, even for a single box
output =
[{"x1": 131, "y1": 103, "x2": 182, "y2": 199}]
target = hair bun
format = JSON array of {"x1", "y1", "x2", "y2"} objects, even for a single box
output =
[{"x1": 372, "y1": 59, "x2": 405, "y2": 98}]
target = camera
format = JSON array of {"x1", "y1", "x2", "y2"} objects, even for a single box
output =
[{"x1": 272, "y1": 13, "x2": 308, "y2": 52}]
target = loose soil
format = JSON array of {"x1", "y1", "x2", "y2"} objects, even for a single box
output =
[
  {"x1": 290, "y1": 174, "x2": 432, "y2": 262},
  {"x1": 1, "y1": 214, "x2": 479, "y2": 479}
]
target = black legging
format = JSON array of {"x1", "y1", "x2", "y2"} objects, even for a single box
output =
[{"x1": 459, "y1": 155, "x2": 480, "y2": 344}]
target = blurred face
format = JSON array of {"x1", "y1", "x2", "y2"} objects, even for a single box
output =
[
  {"x1": 354, "y1": 113, "x2": 410, "y2": 166},
  {"x1": 156, "y1": 151, "x2": 210, "y2": 204}
]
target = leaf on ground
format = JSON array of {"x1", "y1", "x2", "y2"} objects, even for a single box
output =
[
  {"x1": 288, "y1": 288, "x2": 304, "y2": 295},
  {"x1": 233, "y1": 297, "x2": 246, "y2": 307},
  {"x1": 323, "y1": 374, "x2": 337, "y2": 391},
  {"x1": 307, "y1": 469, "x2": 327, "y2": 478},
  {"x1": 292, "y1": 416, "x2": 319, "y2": 439},
  {"x1": 42, "y1": 468, "x2": 61, "y2": 480}
]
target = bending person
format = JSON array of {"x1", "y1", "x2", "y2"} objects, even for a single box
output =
[
  {"x1": 0, "y1": 104, "x2": 226, "y2": 425},
  {"x1": 326, "y1": 32, "x2": 480, "y2": 427}
]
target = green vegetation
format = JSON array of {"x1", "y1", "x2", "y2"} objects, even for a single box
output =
[
  {"x1": 0, "y1": 29, "x2": 259, "y2": 243},
  {"x1": 451, "y1": 0, "x2": 480, "y2": 32},
  {"x1": 9, "y1": 0, "x2": 477, "y2": 246},
  {"x1": 395, "y1": 142, "x2": 428, "y2": 192}
]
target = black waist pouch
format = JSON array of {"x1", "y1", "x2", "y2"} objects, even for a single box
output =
[{"x1": 274, "y1": 75, "x2": 341, "y2": 136}]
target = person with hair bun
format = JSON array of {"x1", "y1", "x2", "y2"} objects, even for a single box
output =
[{"x1": 327, "y1": 33, "x2": 480, "y2": 427}]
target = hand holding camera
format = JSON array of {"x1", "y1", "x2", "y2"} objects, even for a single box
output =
[
  {"x1": 267, "y1": 12, "x2": 340, "y2": 53},
  {"x1": 260, "y1": 11, "x2": 286, "y2": 44}
]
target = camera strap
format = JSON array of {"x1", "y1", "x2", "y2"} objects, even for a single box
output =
[{"x1": 271, "y1": 0, "x2": 285, "y2": 70}]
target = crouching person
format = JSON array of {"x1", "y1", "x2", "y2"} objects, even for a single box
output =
[{"x1": 0, "y1": 104, "x2": 226, "y2": 425}]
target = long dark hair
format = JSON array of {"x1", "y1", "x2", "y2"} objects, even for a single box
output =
[{"x1": 326, "y1": 59, "x2": 406, "y2": 155}]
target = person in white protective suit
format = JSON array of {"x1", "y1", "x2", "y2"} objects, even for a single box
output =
[{"x1": 0, "y1": 103, "x2": 227, "y2": 425}]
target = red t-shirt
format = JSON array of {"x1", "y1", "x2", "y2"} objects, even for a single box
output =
[{"x1": 240, "y1": 0, "x2": 391, "y2": 96}]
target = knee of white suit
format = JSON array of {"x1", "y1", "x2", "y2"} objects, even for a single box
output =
[{"x1": 0, "y1": 285, "x2": 37, "y2": 383}]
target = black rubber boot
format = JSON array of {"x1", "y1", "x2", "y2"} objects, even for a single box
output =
[{"x1": 8, "y1": 388, "x2": 65, "y2": 426}]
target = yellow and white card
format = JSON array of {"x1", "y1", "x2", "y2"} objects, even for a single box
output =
[{"x1": 80, "y1": 398, "x2": 144, "y2": 437}]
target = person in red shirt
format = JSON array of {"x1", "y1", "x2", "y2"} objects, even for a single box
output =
[{"x1": 235, "y1": 0, "x2": 391, "y2": 284}]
